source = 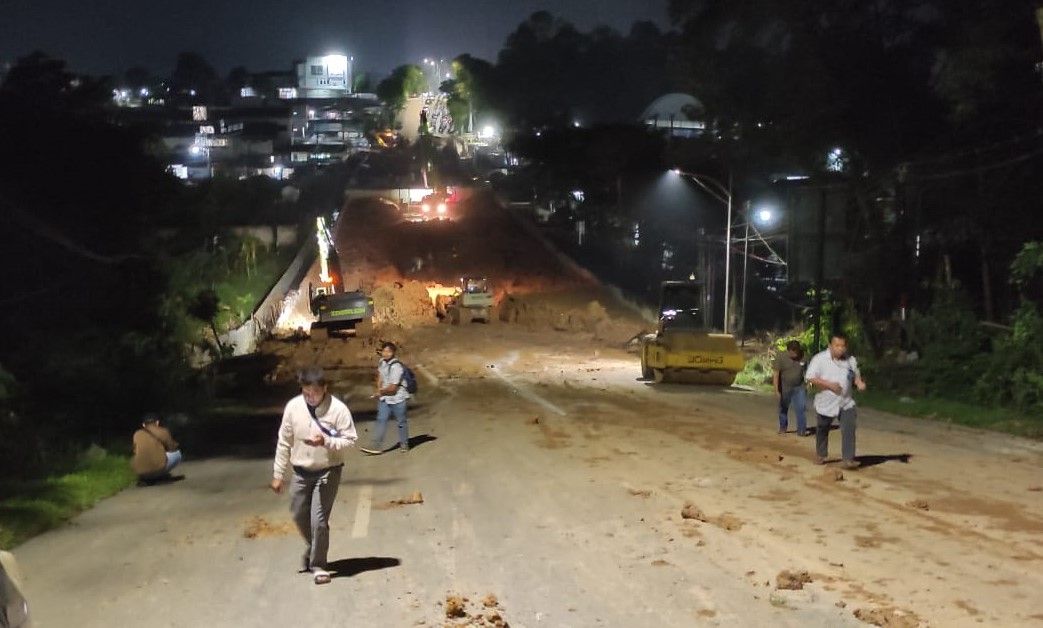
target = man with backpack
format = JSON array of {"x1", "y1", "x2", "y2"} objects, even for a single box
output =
[{"x1": 360, "y1": 341, "x2": 414, "y2": 454}]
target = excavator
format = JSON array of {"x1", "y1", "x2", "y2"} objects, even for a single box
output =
[
  {"x1": 308, "y1": 216, "x2": 374, "y2": 340},
  {"x1": 640, "y1": 280, "x2": 745, "y2": 385}
]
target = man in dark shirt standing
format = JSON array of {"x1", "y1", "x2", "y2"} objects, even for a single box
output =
[{"x1": 773, "y1": 340, "x2": 808, "y2": 436}]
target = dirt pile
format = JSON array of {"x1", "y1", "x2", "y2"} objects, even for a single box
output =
[
  {"x1": 680, "y1": 502, "x2": 745, "y2": 531},
  {"x1": 242, "y1": 516, "x2": 294, "y2": 539},
  {"x1": 441, "y1": 593, "x2": 509, "y2": 627},
  {"x1": 376, "y1": 491, "x2": 425, "y2": 510},
  {"x1": 371, "y1": 280, "x2": 437, "y2": 328},
  {"x1": 853, "y1": 607, "x2": 922, "y2": 627},
  {"x1": 776, "y1": 570, "x2": 813, "y2": 590},
  {"x1": 498, "y1": 293, "x2": 641, "y2": 344},
  {"x1": 681, "y1": 502, "x2": 705, "y2": 521}
]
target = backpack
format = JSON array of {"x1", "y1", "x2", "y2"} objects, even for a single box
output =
[{"x1": 390, "y1": 359, "x2": 419, "y2": 395}]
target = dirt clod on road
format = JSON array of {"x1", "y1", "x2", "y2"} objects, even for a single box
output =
[
  {"x1": 242, "y1": 516, "x2": 294, "y2": 539},
  {"x1": 776, "y1": 569, "x2": 813, "y2": 590},
  {"x1": 853, "y1": 606, "x2": 922, "y2": 627},
  {"x1": 680, "y1": 502, "x2": 704, "y2": 521},
  {"x1": 380, "y1": 491, "x2": 425, "y2": 509},
  {"x1": 445, "y1": 595, "x2": 468, "y2": 618}
]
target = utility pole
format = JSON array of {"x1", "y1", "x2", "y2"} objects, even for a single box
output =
[
  {"x1": 698, "y1": 227, "x2": 710, "y2": 329},
  {"x1": 723, "y1": 172, "x2": 733, "y2": 334},
  {"x1": 812, "y1": 188, "x2": 827, "y2": 352},
  {"x1": 740, "y1": 201, "x2": 751, "y2": 346}
]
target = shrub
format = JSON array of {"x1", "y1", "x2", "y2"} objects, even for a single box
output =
[{"x1": 907, "y1": 287, "x2": 984, "y2": 399}]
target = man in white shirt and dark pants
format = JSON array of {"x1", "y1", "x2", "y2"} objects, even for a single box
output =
[
  {"x1": 805, "y1": 332, "x2": 867, "y2": 469},
  {"x1": 270, "y1": 366, "x2": 357, "y2": 584}
]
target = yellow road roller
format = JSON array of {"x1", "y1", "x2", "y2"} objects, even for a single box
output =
[{"x1": 641, "y1": 280, "x2": 745, "y2": 385}]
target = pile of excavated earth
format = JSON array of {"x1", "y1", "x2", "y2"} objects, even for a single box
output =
[{"x1": 263, "y1": 191, "x2": 650, "y2": 383}]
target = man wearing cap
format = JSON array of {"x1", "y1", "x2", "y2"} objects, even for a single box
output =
[{"x1": 270, "y1": 366, "x2": 357, "y2": 584}]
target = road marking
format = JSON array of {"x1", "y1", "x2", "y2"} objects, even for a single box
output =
[
  {"x1": 415, "y1": 363, "x2": 440, "y2": 387},
  {"x1": 351, "y1": 484, "x2": 372, "y2": 538},
  {"x1": 489, "y1": 358, "x2": 567, "y2": 416}
]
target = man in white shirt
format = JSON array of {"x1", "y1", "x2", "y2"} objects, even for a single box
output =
[
  {"x1": 805, "y1": 332, "x2": 867, "y2": 469},
  {"x1": 270, "y1": 366, "x2": 357, "y2": 584},
  {"x1": 360, "y1": 341, "x2": 411, "y2": 455}
]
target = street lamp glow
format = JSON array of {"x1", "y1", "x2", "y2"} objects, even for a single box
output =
[
  {"x1": 756, "y1": 208, "x2": 774, "y2": 224},
  {"x1": 481, "y1": 125, "x2": 496, "y2": 139}
]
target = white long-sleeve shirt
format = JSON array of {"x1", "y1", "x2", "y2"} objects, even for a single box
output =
[{"x1": 273, "y1": 394, "x2": 357, "y2": 479}]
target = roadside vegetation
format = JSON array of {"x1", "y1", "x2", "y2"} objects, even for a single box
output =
[
  {"x1": 0, "y1": 55, "x2": 322, "y2": 546},
  {"x1": 0, "y1": 451, "x2": 135, "y2": 550},
  {"x1": 734, "y1": 243, "x2": 1043, "y2": 439}
]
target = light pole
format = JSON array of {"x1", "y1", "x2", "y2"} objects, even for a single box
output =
[
  {"x1": 738, "y1": 204, "x2": 782, "y2": 344},
  {"x1": 671, "y1": 169, "x2": 734, "y2": 334}
]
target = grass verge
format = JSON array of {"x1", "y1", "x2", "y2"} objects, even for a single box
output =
[
  {"x1": 0, "y1": 452, "x2": 135, "y2": 549},
  {"x1": 860, "y1": 389, "x2": 1043, "y2": 440}
]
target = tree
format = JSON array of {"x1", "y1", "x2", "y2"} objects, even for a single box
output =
[
  {"x1": 442, "y1": 54, "x2": 498, "y2": 134},
  {"x1": 226, "y1": 65, "x2": 250, "y2": 93},
  {"x1": 376, "y1": 64, "x2": 426, "y2": 113},
  {"x1": 0, "y1": 51, "x2": 108, "y2": 111},
  {"x1": 0, "y1": 53, "x2": 192, "y2": 472},
  {"x1": 124, "y1": 66, "x2": 153, "y2": 90},
  {"x1": 353, "y1": 71, "x2": 373, "y2": 93},
  {"x1": 169, "y1": 51, "x2": 221, "y2": 103}
]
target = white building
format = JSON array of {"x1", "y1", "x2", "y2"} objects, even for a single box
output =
[{"x1": 292, "y1": 55, "x2": 352, "y2": 99}]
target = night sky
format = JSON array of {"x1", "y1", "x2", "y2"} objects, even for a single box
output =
[{"x1": 1, "y1": 0, "x2": 668, "y2": 77}]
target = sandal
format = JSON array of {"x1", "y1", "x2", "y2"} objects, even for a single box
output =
[{"x1": 313, "y1": 568, "x2": 331, "y2": 585}]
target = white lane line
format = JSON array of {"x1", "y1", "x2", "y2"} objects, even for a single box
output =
[
  {"x1": 489, "y1": 363, "x2": 567, "y2": 417},
  {"x1": 415, "y1": 364, "x2": 440, "y2": 387},
  {"x1": 351, "y1": 484, "x2": 372, "y2": 539}
]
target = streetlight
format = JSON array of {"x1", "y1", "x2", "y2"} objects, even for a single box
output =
[
  {"x1": 671, "y1": 169, "x2": 734, "y2": 334},
  {"x1": 738, "y1": 203, "x2": 783, "y2": 343}
]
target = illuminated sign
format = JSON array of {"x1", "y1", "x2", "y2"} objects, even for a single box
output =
[{"x1": 192, "y1": 106, "x2": 208, "y2": 121}]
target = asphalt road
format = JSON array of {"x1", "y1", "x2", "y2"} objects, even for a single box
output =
[{"x1": 13, "y1": 326, "x2": 1043, "y2": 627}]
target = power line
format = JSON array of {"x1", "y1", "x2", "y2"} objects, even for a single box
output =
[
  {"x1": 900, "y1": 127, "x2": 1043, "y2": 168},
  {"x1": 904, "y1": 144, "x2": 1043, "y2": 181}
]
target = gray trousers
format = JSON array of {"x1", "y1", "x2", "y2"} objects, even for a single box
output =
[
  {"x1": 816, "y1": 408, "x2": 857, "y2": 461},
  {"x1": 289, "y1": 465, "x2": 342, "y2": 571}
]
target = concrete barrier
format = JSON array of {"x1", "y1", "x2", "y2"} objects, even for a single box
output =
[{"x1": 220, "y1": 238, "x2": 316, "y2": 356}]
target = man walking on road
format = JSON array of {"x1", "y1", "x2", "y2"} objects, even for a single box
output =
[
  {"x1": 270, "y1": 366, "x2": 357, "y2": 585},
  {"x1": 773, "y1": 340, "x2": 808, "y2": 436},
  {"x1": 360, "y1": 342, "x2": 410, "y2": 455},
  {"x1": 805, "y1": 332, "x2": 867, "y2": 469}
]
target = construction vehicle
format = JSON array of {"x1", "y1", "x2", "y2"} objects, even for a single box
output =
[
  {"x1": 309, "y1": 284, "x2": 374, "y2": 340},
  {"x1": 435, "y1": 277, "x2": 496, "y2": 324},
  {"x1": 308, "y1": 215, "x2": 374, "y2": 340},
  {"x1": 640, "y1": 280, "x2": 745, "y2": 385}
]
